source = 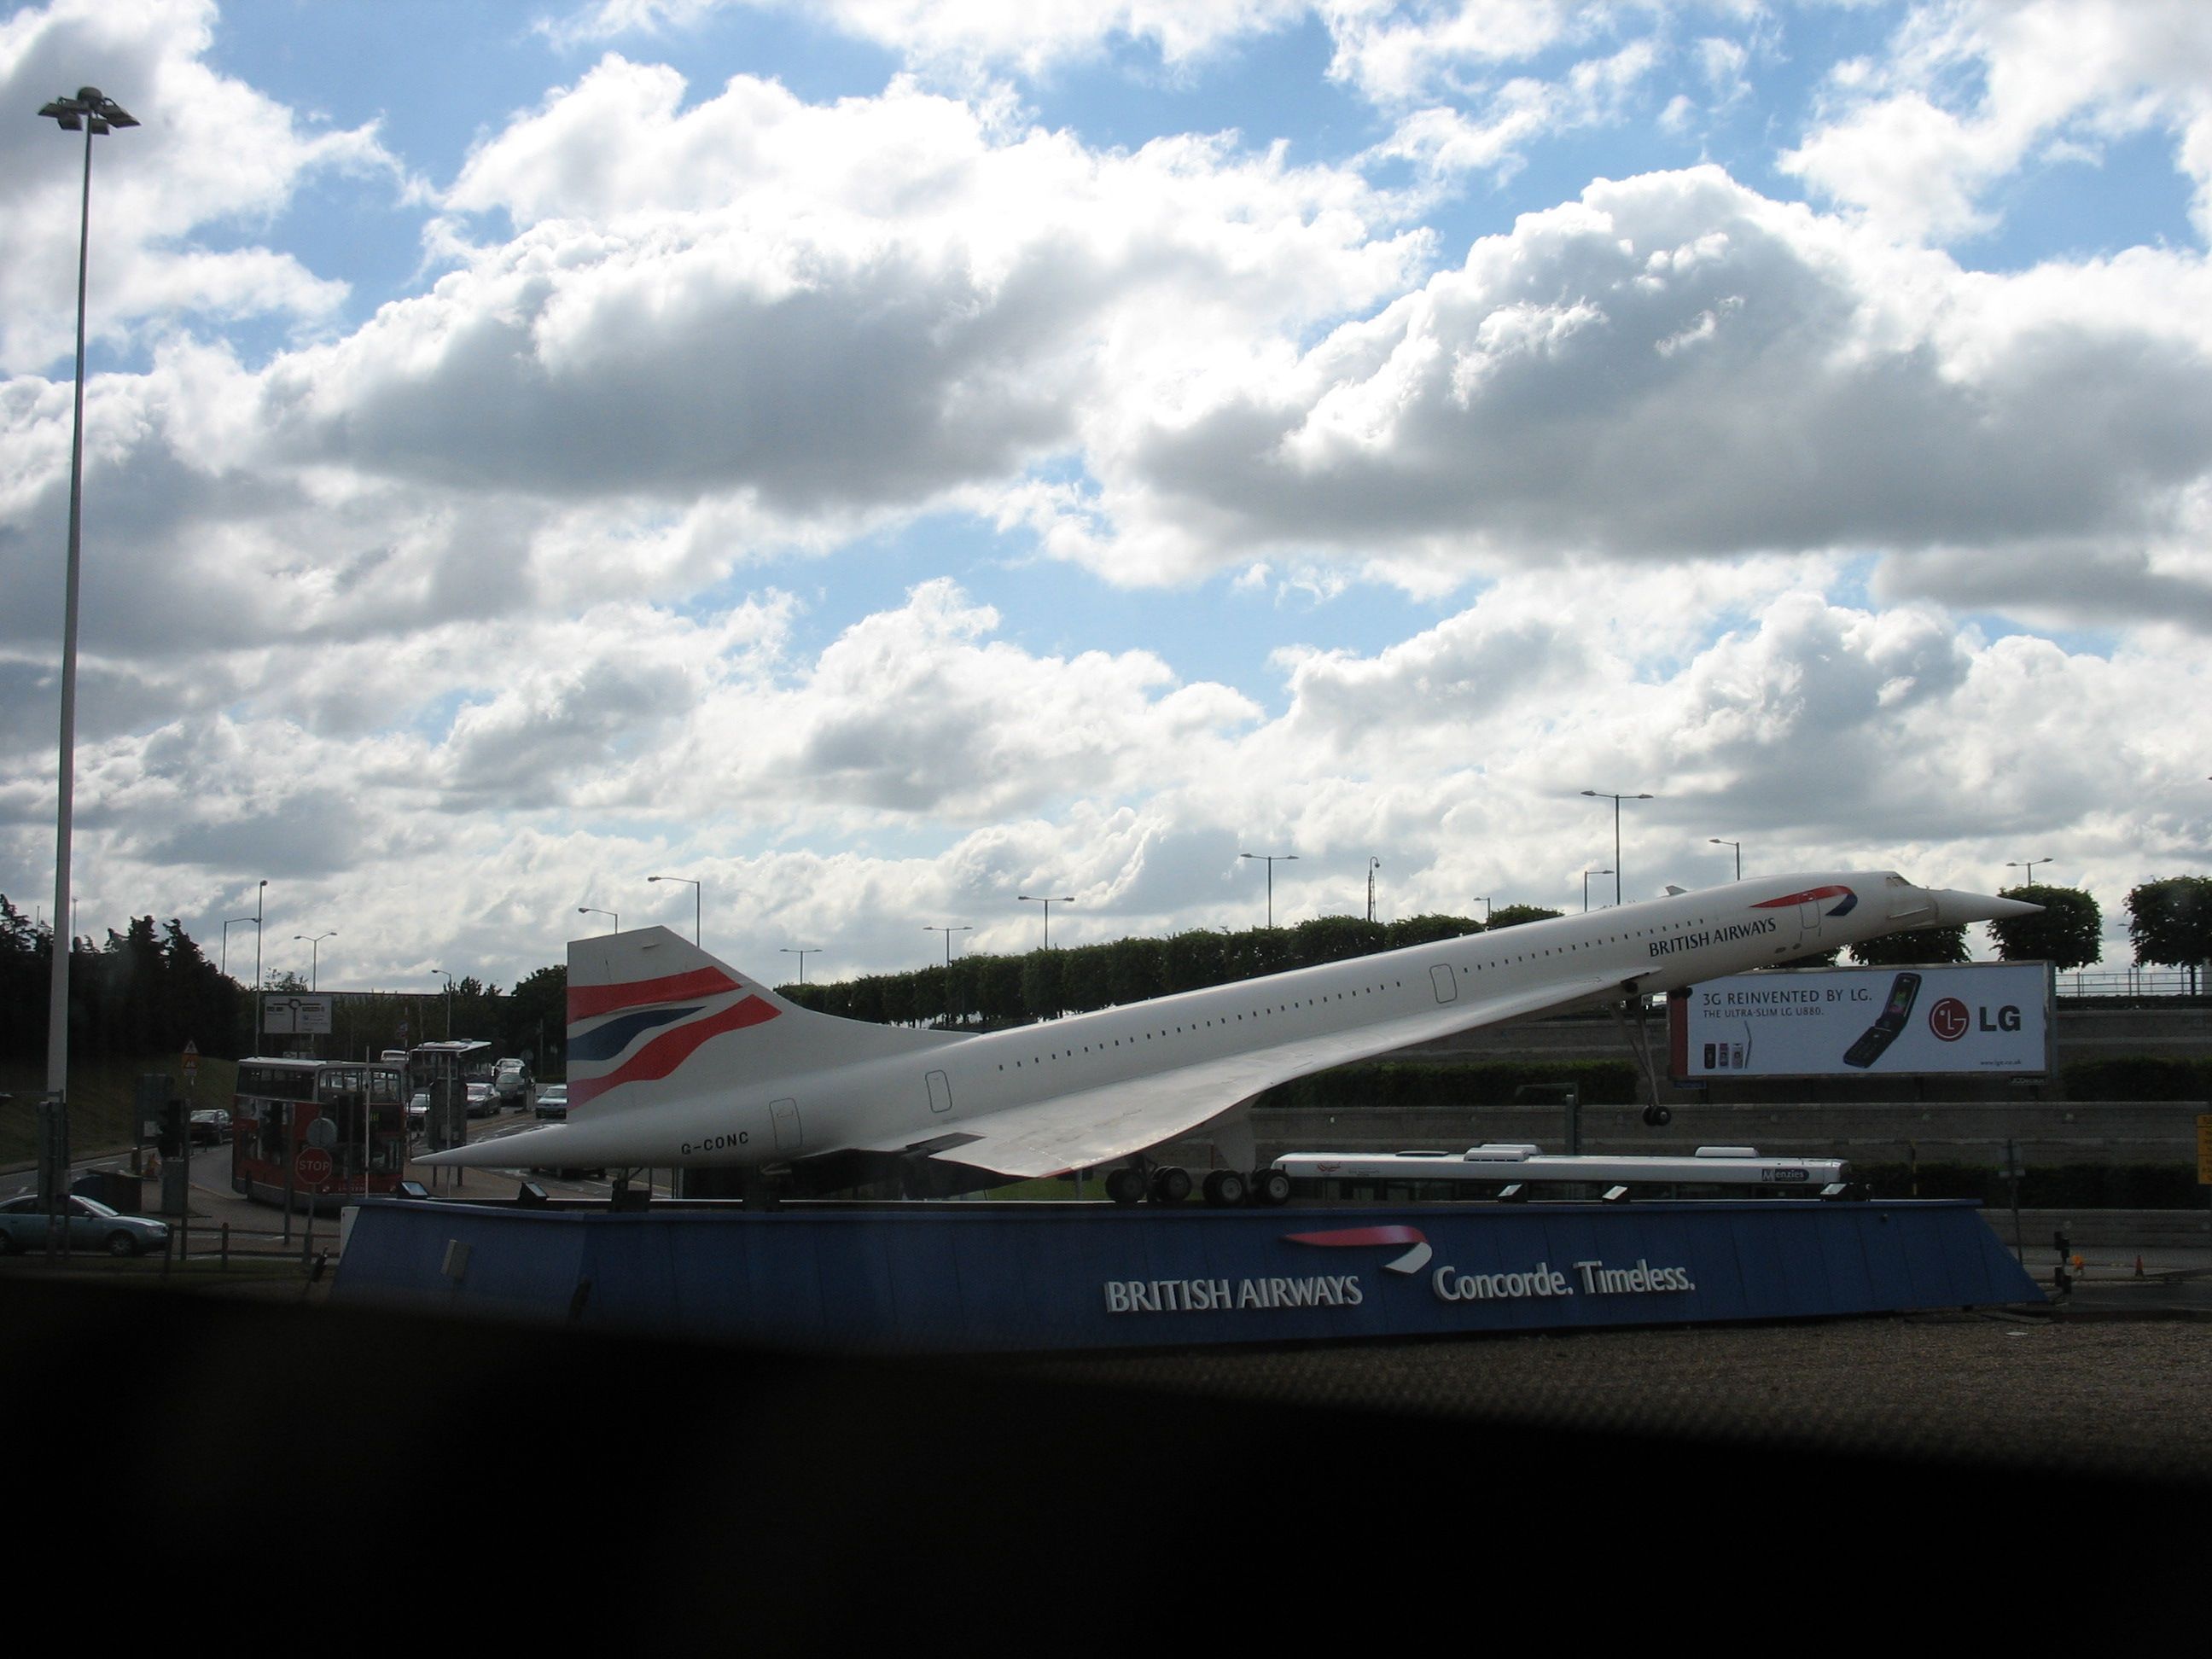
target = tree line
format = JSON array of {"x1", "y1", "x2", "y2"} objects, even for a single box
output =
[
  {"x1": 3, "y1": 875, "x2": 2203, "y2": 1065},
  {"x1": 779, "y1": 878, "x2": 2212, "y2": 1030},
  {"x1": 0, "y1": 897, "x2": 567, "y2": 1071}
]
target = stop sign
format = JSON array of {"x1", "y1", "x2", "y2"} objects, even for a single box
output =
[{"x1": 295, "y1": 1147, "x2": 334, "y2": 1186}]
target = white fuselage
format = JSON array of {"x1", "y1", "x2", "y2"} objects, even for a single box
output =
[{"x1": 520, "y1": 870, "x2": 1919, "y2": 1173}]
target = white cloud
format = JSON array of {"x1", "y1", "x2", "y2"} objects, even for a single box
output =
[
  {"x1": 544, "y1": 0, "x2": 1310, "y2": 76},
  {"x1": 0, "y1": 0, "x2": 401, "y2": 373},
  {"x1": 1782, "y1": 0, "x2": 2212, "y2": 245},
  {"x1": 1041, "y1": 166, "x2": 2212, "y2": 623}
]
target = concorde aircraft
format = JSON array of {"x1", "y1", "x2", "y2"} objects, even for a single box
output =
[{"x1": 421, "y1": 871, "x2": 2037, "y2": 1204}]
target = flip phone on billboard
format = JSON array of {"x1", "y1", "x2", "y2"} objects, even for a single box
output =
[{"x1": 1842, "y1": 971, "x2": 1921, "y2": 1068}]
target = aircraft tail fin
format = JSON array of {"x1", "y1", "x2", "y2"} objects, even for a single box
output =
[{"x1": 567, "y1": 927, "x2": 958, "y2": 1117}]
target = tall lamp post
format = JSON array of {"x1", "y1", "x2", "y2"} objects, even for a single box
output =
[
  {"x1": 648, "y1": 875, "x2": 701, "y2": 945},
  {"x1": 1472, "y1": 896, "x2": 1493, "y2": 924},
  {"x1": 1709, "y1": 838, "x2": 1742, "y2": 881},
  {"x1": 578, "y1": 906, "x2": 618, "y2": 934},
  {"x1": 1580, "y1": 790, "x2": 1653, "y2": 907},
  {"x1": 294, "y1": 931, "x2": 335, "y2": 991},
  {"x1": 1239, "y1": 853, "x2": 1298, "y2": 929},
  {"x1": 1018, "y1": 894, "x2": 1074, "y2": 949},
  {"x1": 2005, "y1": 858, "x2": 2052, "y2": 889},
  {"x1": 221, "y1": 915, "x2": 256, "y2": 979},
  {"x1": 923, "y1": 924, "x2": 972, "y2": 1029},
  {"x1": 1365, "y1": 857, "x2": 1381, "y2": 923},
  {"x1": 253, "y1": 879, "x2": 267, "y2": 1054},
  {"x1": 780, "y1": 947, "x2": 821, "y2": 985},
  {"x1": 1582, "y1": 868, "x2": 1611, "y2": 913},
  {"x1": 36, "y1": 86, "x2": 137, "y2": 1155}
]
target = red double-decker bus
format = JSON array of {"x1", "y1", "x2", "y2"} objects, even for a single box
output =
[{"x1": 230, "y1": 1057, "x2": 408, "y2": 1211}]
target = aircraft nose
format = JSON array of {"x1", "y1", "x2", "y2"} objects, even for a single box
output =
[{"x1": 1930, "y1": 888, "x2": 2043, "y2": 925}]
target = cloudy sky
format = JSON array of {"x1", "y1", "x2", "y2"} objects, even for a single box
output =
[{"x1": 3, "y1": 0, "x2": 2209, "y2": 995}]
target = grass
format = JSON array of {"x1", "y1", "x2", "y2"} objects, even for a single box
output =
[{"x1": 0, "y1": 1054, "x2": 239, "y2": 1168}]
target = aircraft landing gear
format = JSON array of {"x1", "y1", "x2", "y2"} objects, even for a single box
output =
[
  {"x1": 1251, "y1": 1168, "x2": 1292, "y2": 1207},
  {"x1": 1104, "y1": 1167, "x2": 1148, "y2": 1206},
  {"x1": 1202, "y1": 1169, "x2": 1248, "y2": 1208},
  {"x1": 1148, "y1": 1165, "x2": 1193, "y2": 1204}
]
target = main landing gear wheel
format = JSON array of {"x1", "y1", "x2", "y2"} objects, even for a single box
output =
[
  {"x1": 1252, "y1": 1169, "x2": 1292, "y2": 1207},
  {"x1": 1148, "y1": 1165, "x2": 1193, "y2": 1205},
  {"x1": 1202, "y1": 1170, "x2": 1249, "y2": 1208},
  {"x1": 1104, "y1": 1167, "x2": 1148, "y2": 1206}
]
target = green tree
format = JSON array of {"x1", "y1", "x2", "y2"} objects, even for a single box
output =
[
  {"x1": 1161, "y1": 929, "x2": 1228, "y2": 993},
  {"x1": 1988, "y1": 884, "x2": 2101, "y2": 973},
  {"x1": 2127, "y1": 876, "x2": 2212, "y2": 993},
  {"x1": 1019, "y1": 949, "x2": 1064, "y2": 1020},
  {"x1": 1384, "y1": 914, "x2": 1483, "y2": 949},
  {"x1": 1487, "y1": 904, "x2": 1563, "y2": 930},
  {"x1": 1848, "y1": 925, "x2": 1969, "y2": 966},
  {"x1": 1289, "y1": 915, "x2": 1388, "y2": 969},
  {"x1": 509, "y1": 964, "x2": 568, "y2": 1074}
]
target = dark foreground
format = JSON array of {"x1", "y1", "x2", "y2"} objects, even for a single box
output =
[{"x1": 6, "y1": 1275, "x2": 2204, "y2": 1628}]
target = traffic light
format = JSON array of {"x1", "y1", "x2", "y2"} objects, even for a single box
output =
[{"x1": 157, "y1": 1099, "x2": 184, "y2": 1158}]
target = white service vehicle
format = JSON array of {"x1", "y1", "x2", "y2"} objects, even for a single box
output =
[{"x1": 1273, "y1": 1144, "x2": 1851, "y2": 1196}]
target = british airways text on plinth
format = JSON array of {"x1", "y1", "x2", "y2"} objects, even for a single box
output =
[
  {"x1": 1100, "y1": 1259, "x2": 1693, "y2": 1314},
  {"x1": 1103, "y1": 1276, "x2": 1364, "y2": 1313}
]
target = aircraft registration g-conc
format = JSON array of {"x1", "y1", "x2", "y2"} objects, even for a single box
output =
[{"x1": 422, "y1": 871, "x2": 2037, "y2": 1205}]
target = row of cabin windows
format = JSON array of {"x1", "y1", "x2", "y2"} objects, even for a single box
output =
[
  {"x1": 993, "y1": 914, "x2": 1726, "y2": 1070},
  {"x1": 1000, "y1": 980, "x2": 1410, "y2": 1068}
]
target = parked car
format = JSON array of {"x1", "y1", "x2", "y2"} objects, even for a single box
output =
[
  {"x1": 188, "y1": 1108, "x2": 231, "y2": 1146},
  {"x1": 533, "y1": 1083, "x2": 568, "y2": 1121},
  {"x1": 0, "y1": 1193, "x2": 171, "y2": 1257},
  {"x1": 464, "y1": 1081, "x2": 496, "y2": 1119},
  {"x1": 407, "y1": 1091, "x2": 429, "y2": 1132},
  {"x1": 492, "y1": 1057, "x2": 534, "y2": 1108}
]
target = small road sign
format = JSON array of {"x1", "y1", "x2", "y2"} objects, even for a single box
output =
[{"x1": 295, "y1": 1147, "x2": 333, "y2": 1187}]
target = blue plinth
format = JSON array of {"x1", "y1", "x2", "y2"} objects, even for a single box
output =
[{"x1": 334, "y1": 1198, "x2": 2044, "y2": 1353}]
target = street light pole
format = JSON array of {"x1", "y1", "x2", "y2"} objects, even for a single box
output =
[
  {"x1": 2005, "y1": 858, "x2": 2052, "y2": 890},
  {"x1": 1709, "y1": 838, "x2": 1742, "y2": 881},
  {"x1": 1366, "y1": 858, "x2": 1381, "y2": 924},
  {"x1": 37, "y1": 86, "x2": 137, "y2": 1133},
  {"x1": 253, "y1": 879, "x2": 267, "y2": 1054},
  {"x1": 1239, "y1": 853, "x2": 1298, "y2": 929},
  {"x1": 432, "y1": 970, "x2": 453, "y2": 1039},
  {"x1": 923, "y1": 924, "x2": 972, "y2": 1029},
  {"x1": 1583, "y1": 869, "x2": 1611, "y2": 913},
  {"x1": 780, "y1": 947, "x2": 822, "y2": 985},
  {"x1": 578, "y1": 906, "x2": 619, "y2": 934},
  {"x1": 221, "y1": 916, "x2": 256, "y2": 979},
  {"x1": 1580, "y1": 790, "x2": 1653, "y2": 907},
  {"x1": 1472, "y1": 897, "x2": 1493, "y2": 925},
  {"x1": 1017, "y1": 894, "x2": 1074, "y2": 949},
  {"x1": 648, "y1": 875, "x2": 701, "y2": 945},
  {"x1": 294, "y1": 932, "x2": 335, "y2": 992}
]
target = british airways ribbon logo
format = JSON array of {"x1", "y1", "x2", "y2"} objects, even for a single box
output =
[
  {"x1": 1283, "y1": 1225, "x2": 1433, "y2": 1274},
  {"x1": 567, "y1": 966, "x2": 777, "y2": 1107},
  {"x1": 1752, "y1": 884, "x2": 1858, "y2": 918}
]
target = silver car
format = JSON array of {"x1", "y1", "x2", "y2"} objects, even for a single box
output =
[
  {"x1": 534, "y1": 1083, "x2": 569, "y2": 1121},
  {"x1": 0, "y1": 1193, "x2": 172, "y2": 1257}
]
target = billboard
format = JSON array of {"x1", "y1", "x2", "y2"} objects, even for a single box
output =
[
  {"x1": 1668, "y1": 962, "x2": 2052, "y2": 1080},
  {"x1": 261, "y1": 994, "x2": 334, "y2": 1035}
]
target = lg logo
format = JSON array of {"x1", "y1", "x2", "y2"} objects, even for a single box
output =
[{"x1": 1929, "y1": 998, "x2": 2022, "y2": 1042}]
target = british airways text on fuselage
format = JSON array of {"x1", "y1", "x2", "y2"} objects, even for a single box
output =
[{"x1": 1647, "y1": 917, "x2": 1780, "y2": 959}]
